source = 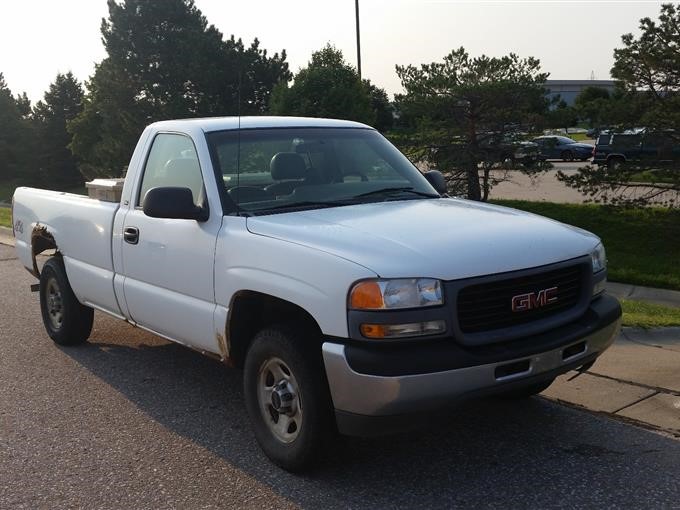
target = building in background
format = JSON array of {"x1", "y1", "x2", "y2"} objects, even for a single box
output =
[{"x1": 545, "y1": 79, "x2": 616, "y2": 106}]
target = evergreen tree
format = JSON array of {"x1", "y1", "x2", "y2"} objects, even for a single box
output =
[
  {"x1": 364, "y1": 79, "x2": 394, "y2": 132},
  {"x1": 0, "y1": 73, "x2": 34, "y2": 182},
  {"x1": 558, "y1": 3, "x2": 680, "y2": 207},
  {"x1": 70, "y1": 0, "x2": 291, "y2": 178},
  {"x1": 33, "y1": 73, "x2": 84, "y2": 186},
  {"x1": 395, "y1": 48, "x2": 549, "y2": 200},
  {"x1": 271, "y1": 45, "x2": 375, "y2": 126}
]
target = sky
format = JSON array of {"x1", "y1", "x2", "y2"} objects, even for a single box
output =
[{"x1": 0, "y1": 0, "x2": 666, "y2": 103}]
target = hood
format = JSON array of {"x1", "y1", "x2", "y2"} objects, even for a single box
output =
[{"x1": 246, "y1": 199, "x2": 600, "y2": 280}]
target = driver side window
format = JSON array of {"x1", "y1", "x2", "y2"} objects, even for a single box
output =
[{"x1": 138, "y1": 133, "x2": 205, "y2": 207}]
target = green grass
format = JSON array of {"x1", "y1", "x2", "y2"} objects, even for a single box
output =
[
  {"x1": 0, "y1": 208, "x2": 11, "y2": 229},
  {"x1": 628, "y1": 169, "x2": 676, "y2": 185},
  {"x1": 621, "y1": 299, "x2": 680, "y2": 328},
  {"x1": 493, "y1": 200, "x2": 680, "y2": 291},
  {"x1": 565, "y1": 132, "x2": 590, "y2": 142}
]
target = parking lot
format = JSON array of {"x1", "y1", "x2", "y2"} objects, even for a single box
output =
[
  {"x1": 1, "y1": 242, "x2": 680, "y2": 508},
  {"x1": 491, "y1": 161, "x2": 677, "y2": 205}
]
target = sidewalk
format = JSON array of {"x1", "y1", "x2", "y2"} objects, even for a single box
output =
[{"x1": 544, "y1": 327, "x2": 680, "y2": 437}]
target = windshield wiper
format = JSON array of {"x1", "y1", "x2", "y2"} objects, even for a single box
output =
[
  {"x1": 252, "y1": 200, "x2": 355, "y2": 214},
  {"x1": 354, "y1": 187, "x2": 440, "y2": 199}
]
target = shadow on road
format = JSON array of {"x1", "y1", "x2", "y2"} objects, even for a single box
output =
[{"x1": 61, "y1": 315, "x2": 680, "y2": 508}]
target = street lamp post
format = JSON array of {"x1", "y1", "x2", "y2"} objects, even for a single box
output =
[{"x1": 355, "y1": 0, "x2": 362, "y2": 79}]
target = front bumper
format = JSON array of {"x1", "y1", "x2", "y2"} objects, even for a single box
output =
[{"x1": 322, "y1": 294, "x2": 621, "y2": 436}]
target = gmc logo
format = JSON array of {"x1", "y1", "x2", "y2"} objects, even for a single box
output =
[{"x1": 511, "y1": 287, "x2": 558, "y2": 312}]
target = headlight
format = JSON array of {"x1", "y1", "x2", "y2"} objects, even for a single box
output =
[
  {"x1": 591, "y1": 243, "x2": 606, "y2": 273},
  {"x1": 349, "y1": 278, "x2": 443, "y2": 310}
]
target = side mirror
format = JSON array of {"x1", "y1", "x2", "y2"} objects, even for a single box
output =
[
  {"x1": 143, "y1": 187, "x2": 208, "y2": 221},
  {"x1": 423, "y1": 170, "x2": 448, "y2": 195}
]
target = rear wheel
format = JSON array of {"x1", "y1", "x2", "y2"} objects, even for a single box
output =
[
  {"x1": 243, "y1": 326, "x2": 333, "y2": 471},
  {"x1": 39, "y1": 257, "x2": 93, "y2": 346},
  {"x1": 607, "y1": 156, "x2": 625, "y2": 170},
  {"x1": 499, "y1": 378, "x2": 555, "y2": 399}
]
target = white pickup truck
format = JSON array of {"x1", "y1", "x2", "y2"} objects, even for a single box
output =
[{"x1": 12, "y1": 117, "x2": 621, "y2": 471}]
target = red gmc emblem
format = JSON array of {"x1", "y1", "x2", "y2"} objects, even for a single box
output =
[{"x1": 511, "y1": 287, "x2": 559, "y2": 312}]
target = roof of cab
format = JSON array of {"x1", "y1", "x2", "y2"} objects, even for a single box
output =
[{"x1": 148, "y1": 116, "x2": 373, "y2": 133}]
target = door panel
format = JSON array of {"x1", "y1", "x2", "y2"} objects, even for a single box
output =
[{"x1": 120, "y1": 132, "x2": 222, "y2": 354}]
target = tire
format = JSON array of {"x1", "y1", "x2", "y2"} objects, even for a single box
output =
[
  {"x1": 39, "y1": 257, "x2": 94, "y2": 346},
  {"x1": 243, "y1": 325, "x2": 334, "y2": 471},
  {"x1": 560, "y1": 150, "x2": 574, "y2": 162},
  {"x1": 499, "y1": 378, "x2": 555, "y2": 399},
  {"x1": 607, "y1": 157, "x2": 624, "y2": 170}
]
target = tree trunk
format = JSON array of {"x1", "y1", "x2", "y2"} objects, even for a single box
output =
[
  {"x1": 482, "y1": 166, "x2": 491, "y2": 201},
  {"x1": 466, "y1": 163, "x2": 481, "y2": 201},
  {"x1": 466, "y1": 119, "x2": 482, "y2": 201}
]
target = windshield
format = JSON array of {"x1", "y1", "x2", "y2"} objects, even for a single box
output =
[{"x1": 206, "y1": 127, "x2": 439, "y2": 215}]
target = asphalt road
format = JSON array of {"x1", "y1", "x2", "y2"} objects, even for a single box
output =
[{"x1": 2, "y1": 243, "x2": 680, "y2": 509}]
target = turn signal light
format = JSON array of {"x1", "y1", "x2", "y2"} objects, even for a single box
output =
[
  {"x1": 350, "y1": 281, "x2": 384, "y2": 309},
  {"x1": 360, "y1": 320, "x2": 446, "y2": 339}
]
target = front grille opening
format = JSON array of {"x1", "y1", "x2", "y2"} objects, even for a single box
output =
[
  {"x1": 495, "y1": 359, "x2": 531, "y2": 380},
  {"x1": 562, "y1": 341, "x2": 586, "y2": 360},
  {"x1": 457, "y1": 263, "x2": 585, "y2": 334}
]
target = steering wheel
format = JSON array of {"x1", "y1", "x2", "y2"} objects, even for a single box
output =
[
  {"x1": 341, "y1": 171, "x2": 369, "y2": 182},
  {"x1": 228, "y1": 186, "x2": 272, "y2": 203}
]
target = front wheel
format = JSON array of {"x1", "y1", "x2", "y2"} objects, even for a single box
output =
[
  {"x1": 243, "y1": 326, "x2": 334, "y2": 471},
  {"x1": 39, "y1": 257, "x2": 93, "y2": 345},
  {"x1": 561, "y1": 150, "x2": 574, "y2": 162}
]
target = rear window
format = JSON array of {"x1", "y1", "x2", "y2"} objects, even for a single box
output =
[{"x1": 596, "y1": 134, "x2": 611, "y2": 146}]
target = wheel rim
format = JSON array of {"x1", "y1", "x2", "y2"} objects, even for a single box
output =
[
  {"x1": 46, "y1": 277, "x2": 64, "y2": 330},
  {"x1": 257, "y1": 357, "x2": 303, "y2": 444}
]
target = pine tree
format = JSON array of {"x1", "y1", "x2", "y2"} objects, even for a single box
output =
[
  {"x1": 0, "y1": 73, "x2": 34, "y2": 182},
  {"x1": 271, "y1": 45, "x2": 375, "y2": 126},
  {"x1": 33, "y1": 73, "x2": 84, "y2": 186},
  {"x1": 69, "y1": 0, "x2": 290, "y2": 179}
]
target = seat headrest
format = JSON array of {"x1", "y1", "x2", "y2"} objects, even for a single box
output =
[{"x1": 270, "y1": 152, "x2": 306, "y2": 180}]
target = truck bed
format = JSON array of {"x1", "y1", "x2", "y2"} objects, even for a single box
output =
[{"x1": 12, "y1": 187, "x2": 122, "y2": 316}]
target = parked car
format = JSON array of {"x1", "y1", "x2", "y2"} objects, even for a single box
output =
[
  {"x1": 12, "y1": 116, "x2": 621, "y2": 471},
  {"x1": 479, "y1": 133, "x2": 544, "y2": 167},
  {"x1": 592, "y1": 129, "x2": 680, "y2": 168},
  {"x1": 436, "y1": 133, "x2": 543, "y2": 169},
  {"x1": 532, "y1": 136, "x2": 594, "y2": 161}
]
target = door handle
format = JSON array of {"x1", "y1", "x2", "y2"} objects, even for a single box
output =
[{"x1": 124, "y1": 226, "x2": 139, "y2": 245}]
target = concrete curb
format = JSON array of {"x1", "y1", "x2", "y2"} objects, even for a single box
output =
[{"x1": 607, "y1": 281, "x2": 680, "y2": 309}]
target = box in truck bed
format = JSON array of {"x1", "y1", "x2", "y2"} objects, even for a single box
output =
[{"x1": 85, "y1": 179, "x2": 125, "y2": 202}]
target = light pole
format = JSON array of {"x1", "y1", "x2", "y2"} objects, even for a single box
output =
[{"x1": 355, "y1": 0, "x2": 362, "y2": 79}]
